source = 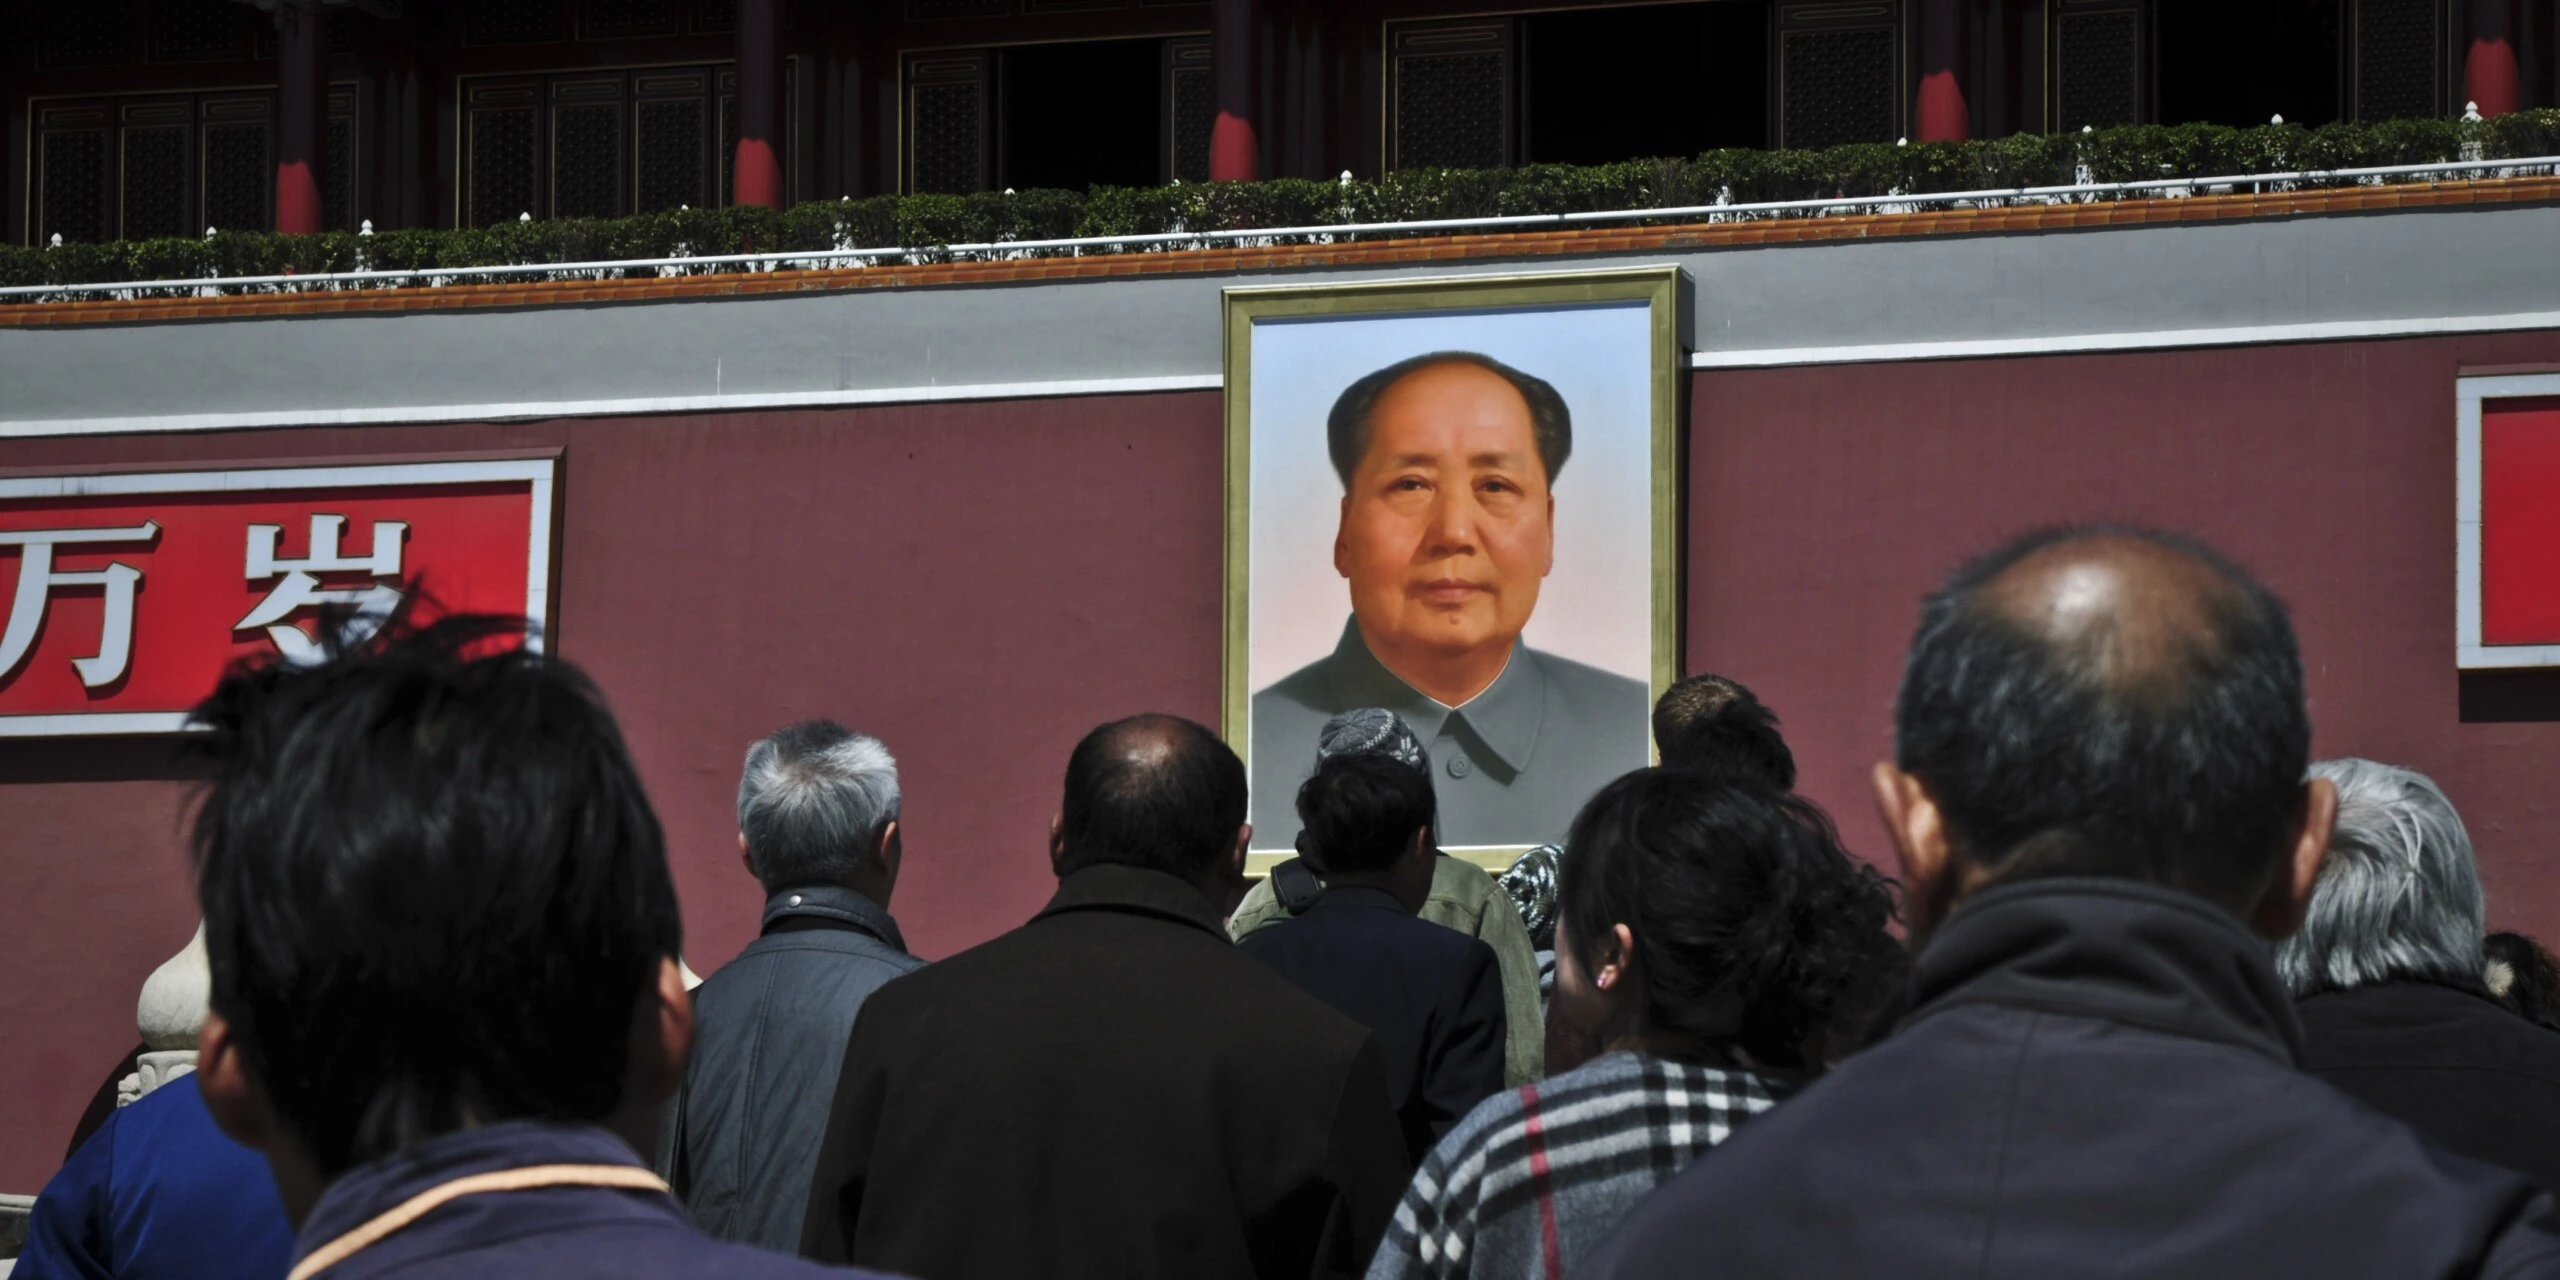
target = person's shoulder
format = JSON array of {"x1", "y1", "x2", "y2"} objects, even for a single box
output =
[{"x1": 1524, "y1": 646, "x2": 1651, "y2": 710}]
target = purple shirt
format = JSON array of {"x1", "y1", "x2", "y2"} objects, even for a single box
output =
[{"x1": 292, "y1": 1120, "x2": 889, "y2": 1279}]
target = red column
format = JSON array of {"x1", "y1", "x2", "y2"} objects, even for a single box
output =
[
  {"x1": 274, "y1": 0, "x2": 327, "y2": 234},
  {"x1": 1915, "y1": 0, "x2": 1969, "y2": 142},
  {"x1": 1210, "y1": 0, "x2": 1259, "y2": 181},
  {"x1": 2466, "y1": 0, "x2": 2522, "y2": 115},
  {"x1": 734, "y1": 0, "x2": 784, "y2": 207}
]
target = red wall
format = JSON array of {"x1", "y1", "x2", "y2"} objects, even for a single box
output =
[{"x1": 6, "y1": 329, "x2": 2560, "y2": 1191}]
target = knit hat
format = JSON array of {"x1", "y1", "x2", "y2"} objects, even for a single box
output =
[{"x1": 1316, "y1": 707, "x2": 1432, "y2": 774}]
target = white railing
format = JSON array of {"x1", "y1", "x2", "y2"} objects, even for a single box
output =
[{"x1": 4, "y1": 155, "x2": 2554, "y2": 303}]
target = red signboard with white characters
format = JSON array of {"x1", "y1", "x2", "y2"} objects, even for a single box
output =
[{"x1": 0, "y1": 459, "x2": 555, "y2": 735}]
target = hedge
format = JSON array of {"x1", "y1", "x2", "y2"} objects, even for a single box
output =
[{"x1": 6, "y1": 111, "x2": 2558, "y2": 300}]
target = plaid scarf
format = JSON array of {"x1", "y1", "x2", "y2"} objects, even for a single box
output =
[{"x1": 1368, "y1": 1051, "x2": 1784, "y2": 1280}]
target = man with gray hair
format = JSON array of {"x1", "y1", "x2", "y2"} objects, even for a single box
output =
[
  {"x1": 669, "y1": 720, "x2": 923, "y2": 1251},
  {"x1": 2279, "y1": 757, "x2": 2560, "y2": 1191}
]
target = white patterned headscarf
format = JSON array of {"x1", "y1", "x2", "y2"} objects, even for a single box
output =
[{"x1": 1317, "y1": 707, "x2": 1432, "y2": 775}]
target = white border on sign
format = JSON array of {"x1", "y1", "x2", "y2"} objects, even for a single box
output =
[
  {"x1": 0, "y1": 458, "x2": 556, "y2": 737},
  {"x1": 2457, "y1": 373, "x2": 2560, "y2": 670}
]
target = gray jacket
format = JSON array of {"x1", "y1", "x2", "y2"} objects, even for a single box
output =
[{"x1": 672, "y1": 885, "x2": 923, "y2": 1253}]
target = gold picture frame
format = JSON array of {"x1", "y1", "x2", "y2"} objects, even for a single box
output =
[{"x1": 1221, "y1": 265, "x2": 1689, "y2": 876}]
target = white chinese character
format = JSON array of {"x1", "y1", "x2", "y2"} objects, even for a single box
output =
[
  {"x1": 0, "y1": 522, "x2": 160, "y2": 689},
  {"x1": 236, "y1": 514, "x2": 408, "y2": 664}
]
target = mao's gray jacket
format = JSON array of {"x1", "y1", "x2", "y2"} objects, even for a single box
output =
[{"x1": 670, "y1": 885, "x2": 924, "y2": 1254}]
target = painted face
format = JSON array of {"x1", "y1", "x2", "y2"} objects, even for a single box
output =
[{"x1": 1333, "y1": 361, "x2": 1556, "y2": 685}]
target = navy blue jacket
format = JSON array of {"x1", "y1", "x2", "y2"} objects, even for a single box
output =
[
  {"x1": 16, "y1": 1074, "x2": 292, "y2": 1280},
  {"x1": 1583, "y1": 878, "x2": 2560, "y2": 1280},
  {"x1": 1238, "y1": 885, "x2": 1506, "y2": 1163},
  {"x1": 675, "y1": 884, "x2": 923, "y2": 1252},
  {"x1": 292, "y1": 1121, "x2": 874, "y2": 1279}
]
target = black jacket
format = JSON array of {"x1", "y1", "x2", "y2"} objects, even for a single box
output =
[
  {"x1": 671, "y1": 885, "x2": 922, "y2": 1252},
  {"x1": 1582, "y1": 878, "x2": 2560, "y2": 1280},
  {"x1": 2298, "y1": 980, "x2": 2560, "y2": 1193},
  {"x1": 799, "y1": 863, "x2": 1410, "y2": 1280},
  {"x1": 1237, "y1": 885, "x2": 1507, "y2": 1163}
]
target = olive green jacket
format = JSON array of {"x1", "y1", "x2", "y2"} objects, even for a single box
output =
[{"x1": 1231, "y1": 856, "x2": 1545, "y2": 1086}]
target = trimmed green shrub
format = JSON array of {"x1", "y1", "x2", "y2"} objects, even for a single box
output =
[{"x1": 5, "y1": 110, "x2": 2554, "y2": 301}]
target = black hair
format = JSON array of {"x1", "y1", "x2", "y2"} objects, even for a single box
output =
[
  {"x1": 2487, "y1": 931, "x2": 2560, "y2": 1031},
  {"x1": 1326, "y1": 351, "x2": 1573, "y2": 487},
  {"x1": 1056, "y1": 713, "x2": 1248, "y2": 880},
  {"x1": 1652, "y1": 673, "x2": 1797, "y2": 791},
  {"x1": 187, "y1": 613, "x2": 681, "y2": 1178},
  {"x1": 1558, "y1": 768, "x2": 1902, "y2": 1072},
  {"x1": 1893, "y1": 525, "x2": 2310, "y2": 914},
  {"x1": 1294, "y1": 751, "x2": 1436, "y2": 877}
]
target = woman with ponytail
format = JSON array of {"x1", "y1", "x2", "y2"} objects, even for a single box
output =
[{"x1": 1366, "y1": 768, "x2": 1904, "y2": 1280}]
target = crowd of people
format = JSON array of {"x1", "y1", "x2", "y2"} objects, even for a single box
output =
[{"x1": 19, "y1": 523, "x2": 2560, "y2": 1279}]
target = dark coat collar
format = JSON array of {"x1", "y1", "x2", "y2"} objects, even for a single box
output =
[
  {"x1": 1301, "y1": 884, "x2": 1409, "y2": 917},
  {"x1": 761, "y1": 883, "x2": 905, "y2": 951},
  {"x1": 1909, "y1": 877, "x2": 2304, "y2": 1065},
  {"x1": 1317, "y1": 616, "x2": 1545, "y2": 773},
  {"x1": 295, "y1": 1122, "x2": 662, "y2": 1267},
  {"x1": 1035, "y1": 863, "x2": 1234, "y2": 944}
]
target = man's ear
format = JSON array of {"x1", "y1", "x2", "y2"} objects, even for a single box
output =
[
  {"x1": 1541, "y1": 493, "x2": 1556, "y2": 576},
  {"x1": 877, "y1": 819, "x2": 903, "y2": 880},
  {"x1": 736, "y1": 831, "x2": 753, "y2": 878},
  {"x1": 609, "y1": 956, "x2": 694, "y2": 1155},
  {"x1": 2251, "y1": 775, "x2": 2338, "y2": 940},
  {"x1": 1230, "y1": 823, "x2": 1252, "y2": 880},
  {"x1": 1873, "y1": 762, "x2": 1951, "y2": 907},
  {"x1": 1049, "y1": 813, "x2": 1068, "y2": 879},
  {"x1": 1334, "y1": 496, "x2": 1352, "y2": 579},
  {"x1": 196, "y1": 1009, "x2": 274, "y2": 1153}
]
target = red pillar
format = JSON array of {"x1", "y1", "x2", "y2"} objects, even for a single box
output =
[
  {"x1": 1210, "y1": 0, "x2": 1259, "y2": 181},
  {"x1": 1915, "y1": 0, "x2": 1969, "y2": 142},
  {"x1": 274, "y1": 0, "x2": 326, "y2": 234},
  {"x1": 734, "y1": 0, "x2": 784, "y2": 207},
  {"x1": 2466, "y1": 0, "x2": 2522, "y2": 115}
]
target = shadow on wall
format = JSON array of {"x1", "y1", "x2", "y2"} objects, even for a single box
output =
[{"x1": 2460, "y1": 671, "x2": 2560, "y2": 723}]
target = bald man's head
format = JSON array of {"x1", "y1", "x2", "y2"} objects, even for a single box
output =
[
  {"x1": 1056, "y1": 713, "x2": 1248, "y2": 882},
  {"x1": 1893, "y1": 526, "x2": 2310, "y2": 914}
]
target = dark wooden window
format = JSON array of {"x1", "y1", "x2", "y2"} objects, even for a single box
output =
[
  {"x1": 150, "y1": 0, "x2": 249, "y2": 62},
  {"x1": 2157, "y1": 0, "x2": 2342, "y2": 125},
  {"x1": 905, "y1": 52, "x2": 990, "y2": 194},
  {"x1": 28, "y1": 87, "x2": 355, "y2": 243},
  {"x1": 2052, "y1": 0, "x2": 2145, "y2": 130},
  {"x1": 999, "y1": 38, "x2": 1162, "y2": 191},
  {"x1": 41, "y1": 3, "x2": 136, "y2": 69},
  {"x1": 463, "y1": 65, "x2": 752, "y2": 226},
  {"x1": 1388, "y1": 18, "x2": 1515, "y2": 171},
  {"x1": 581, "y1": 0, "x2": 679, "y2": 40},
  {"x1": 2353, "y1": 0, "x2": 2441, "y2": 118},
  {"x1": 1775, "y1": 1, "x2": 1898, "y2": 148},
  {"x1": 1523, "y1": 2, "x2": 1769, "y2": 162},
  {"x1": 1165, "y1": 38, "x2": 1214, "y2": 183},
  {"x1": 466, "y1": 0, "x2": 566, "y2": 45}
]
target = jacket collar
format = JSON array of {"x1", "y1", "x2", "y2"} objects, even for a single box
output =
[
  {"x1": 1035, "y1": 863, "x2": 1234, "y2": 945},
  {"x1": 1908, "y1": 877, "x2": 2303, "y2": 1065},
  {"x1": 1317, "y1": 616, "x2": 1546, "y2": 776},
  {"x1": 294, "y1": 1121, "x2": 661, "y2": 1267},
  {"x1": 761, "y1": 883, "x2": 905, "y2": 951}
]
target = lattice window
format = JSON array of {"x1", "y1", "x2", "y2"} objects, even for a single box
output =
[
  {"x1": 1167, "y1": 39, "x2": 1214, "y2": 183},
  {"x1": 908, "y1": 0, "x2": 1003, "y2": 16},
  {"x1": 43, "y1": 5, "x2": 134, "y2": 68},
  {"x1": 1025, "y1": 0, "x2": 1127, "y2": 11},
  {"x1": 583, "y1": 0, "x2": 678, "y2": 39},
  {"x1": 151, "y1": 0, "x2": 238, "y2": 60},
  {"x1": 1389, "y1": 21, "x2": 1513, "y2": 171},
  {"x1": 1780, "y1": 28, "x2": 1895, "y2": 148},
  {"x1": 203, "y1": 122, "x2": 272, "y2": 232},
  {"x1": 468, "y1": 0, "x2": 564, "y2": 44},
  {"x1": 911, "y1": 85, "x2": 984, "y2": 193},
  {"x1": 691, "y1": 0, "x2": 736, "y2": 32},
  {"x1": 2356, "y1": 0, "x2": 2438, "y2": 119},
  {"x1": 122, "y1": 128, "x2": 190, "y2": 239},
  {"x1": 323, "y1": 117, "x2": 353, "y2": 231},
  {"x1": 553, "y1": 104, "x2": 624, "y2": 218},
  {"x1": 2054, "y1": 11, "x2": 2140, "y2": 129},
  {"x1": 472, "y1": 108, "x2": 540, "y2": 225},
  {"x1": 637, "y1": 99, "x2": 707, "y2": 211},
  {"x1": 720, "y1": 93, "x2": 740, "y2": 201},
  {"x1": 41, "y1": 132, "x2": 110, "y2": 244}
]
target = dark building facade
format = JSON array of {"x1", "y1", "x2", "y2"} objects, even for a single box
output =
[{"x1": 6, "y1": 0, "x2": 2557, "y2": 246}]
